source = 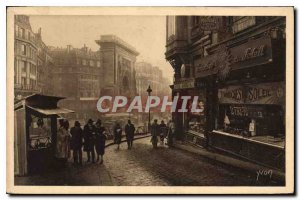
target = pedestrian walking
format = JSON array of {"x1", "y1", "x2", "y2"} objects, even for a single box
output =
[
  {"x1": 150, "y1": 119, "x2": 159, "y2": 149},
  {"x1": 83, "y1": 119, "x2": 96, "y2": 163},
  {"x1": 125, "y1": 120, "x2": 135, "y2": 149},
  {"x1": 167, "y1": 119, "x2": 175, "y2": 147},
  {"x1": 114, "y1": 123, "x2": 122, "y2": 150},
  {"x1": 55, "y1": 119, "x2": 70, "y2": 167},
  {"x1": 70, "y1": 121, "x2": 83, "y2": 165},
  {"x1": 159, "y1": 120, "x2": 167, "y2": 146},
  {"x1": 95, "y1": 119, "x2": 107, "y2": 164}
]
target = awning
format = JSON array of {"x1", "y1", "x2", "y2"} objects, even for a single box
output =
[{"x1": 27, "y1": 106, "x2": 74, "y2": 116}]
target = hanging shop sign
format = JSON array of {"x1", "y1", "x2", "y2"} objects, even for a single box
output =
[
  {"x1": 218, "y1": 82, "x2": 285, "y2": 105},
  {"x1": 174, "y1": 79, "x2": 195, "y2": 90},
  {"x1": 195, "y1": 37, "x2": 273, "y2": 79}
]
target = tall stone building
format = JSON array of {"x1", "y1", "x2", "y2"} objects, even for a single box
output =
[
  {"x1": 96, "y1": 35, "x2": 139, "y2": 97},
  {"x1": 14, "y1": 15, "x2": 54, "y2": 100},
  {"x1": 49, "y1": 45, "x2": 102, "y2": 121},
  {"x1": 14, "y1": 15, "x2": 38, "y2": 99}
]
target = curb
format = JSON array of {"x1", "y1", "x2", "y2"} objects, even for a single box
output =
[
  {"x1": 105, "y1": 134, "x2": 151, "y2": 148},
  {"x1": 174, "y1": 142, "x2": 285, "y2": 182}
]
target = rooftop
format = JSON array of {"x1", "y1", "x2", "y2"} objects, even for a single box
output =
[{"x1": 95, "y1": 35, "x2": 139, "y2": 56}]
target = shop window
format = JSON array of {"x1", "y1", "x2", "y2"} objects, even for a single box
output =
[
  {"x1": 187, "y1": 92, "x2": 206, "y2": 133},
  {"x1": 28, "y1": 116, "x2": 52, "y2": 150},
  {"x1": 82, "y1": 59, "x2": 87, "y2": 66},
  {"x1": 217, "y1": 104, "x2": 285, "y2": 138}
]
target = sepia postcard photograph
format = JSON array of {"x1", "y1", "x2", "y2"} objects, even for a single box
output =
[{"x1": 6, "y1": 6, "x2": 294, "y2": 194}]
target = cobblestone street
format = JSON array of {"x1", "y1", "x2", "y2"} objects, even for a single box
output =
[
  {"x1": 104, "y1": 137, "x2": 273, "y2": 186},
  {"x1": 15, "y1": 137, "x2": 282, "y2": 186}
]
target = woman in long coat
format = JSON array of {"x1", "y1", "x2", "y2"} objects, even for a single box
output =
[
  {"x1": 95, "y1": 119, "x2": 107, "y2": 164},
  {"x1": 56, "y1": 119, "x2": 70, "y2": 165},
  {"x1": 114, "y1": 123, "x2": 122, "y2": 150}
]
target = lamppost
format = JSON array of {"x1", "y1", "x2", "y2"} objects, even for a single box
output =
[{"x1": 146, "y1": 85, "x2": 152, "y2": 132}]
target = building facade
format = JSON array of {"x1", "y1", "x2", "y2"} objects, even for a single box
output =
[
  {"x1": 35, "y1": 28, "x2": 54, "y2": 96},
  {"x1": 14, "y1": 15, "x2": 39, "y2": 99},
  {"x1": 49, "y1": 45, "x2": 102, "y2": 121},
  {"x1": 96, "y1": 35, "x2": 139, "y2": 97},
  {"x1": 166, "y1": 16, "x2": 286, "y2": 171},
  {"x1": 14, "y1": 15, "x2": 55, "y2": 100}
]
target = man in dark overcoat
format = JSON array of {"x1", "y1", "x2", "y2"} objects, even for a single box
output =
[
  {"x1": 125, "y1": 120, "x2": 135, "y2": 149},
  {"x1": 83, "y1": 119, "x2": 96, "y2": 163},
  {"x1": 70, "y1": 121, "x2": 83, "y2": 165}
]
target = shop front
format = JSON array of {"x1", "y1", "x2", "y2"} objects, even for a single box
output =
[
  {"x1": 212, "y1": 82, "x2": 285, "y2": 171},
  {"x1": 195, "y1": 34, "x2": 286, "y2": 171},
  {"x1": 172, "y1": 78, "x2": 208, "y2": 147}
]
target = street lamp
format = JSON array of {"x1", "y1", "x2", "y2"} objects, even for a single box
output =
[{"x1": 146, "y1": 85, "x2": 152, "y2": 132}]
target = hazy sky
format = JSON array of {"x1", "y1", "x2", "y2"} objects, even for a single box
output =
[{"x1": 29, "y1": 15, "x2": 173, "y2": 80}]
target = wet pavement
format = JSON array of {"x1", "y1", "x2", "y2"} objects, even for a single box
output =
[
  {"x1": 15, "y1": 136, "x2": 281, "y2": 186},
  {"x1": 104, "y1": 137, "x2": 277, "y2": 186}
]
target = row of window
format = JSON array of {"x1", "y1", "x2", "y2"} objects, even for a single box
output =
[
  {"x1": 56, "y1": 67, "x2": 100, "y2": 74},
  {"x1": 15, "y1": 60, "x2": 37, "y2": 75},
  {"x1": 80, "y1": 74, "x2": 99, "y2": 80},
  {"x1": 17, "y1": 42, "x2": 37, "y2": 60},
  {"x1": 15, "y1": 25, "x2": 35, "y2": 42},
  {"x1": 77, "y1": 59, "x2": 101, "y2": 67}
]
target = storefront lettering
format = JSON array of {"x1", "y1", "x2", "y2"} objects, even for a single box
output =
[
  {"x1": 174, "y1": 80, "x2": 195, "y2": 90},
  {"x1": 232, "y1": 45, "x2": 265, "y2": 63},
  {"x1": 247, "y1": 87, "x2": 271, "y2": 101},
  {"x1": 218, "y1": 82, "x2": 284, "y2": 105},
  {"x1": 197, "y1": 45, "x2": 266, "y2": 73},
  {"x1": 195, "y1": 37, "x2": 271, "y2": 78},
  {"x1": 229, "y1": 106, "x2": 264, "y2": 118},
  {"x1": 223, "y1": 89, "x2": 243, "y2": 102}
]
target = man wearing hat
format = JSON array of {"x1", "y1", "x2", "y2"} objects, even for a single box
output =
[
  {"x1": 125, "y1": 120, "x2": 135, "y2": 149},
  {"x1": 70, "y1": 121, "x2": 83, "y2": 165},
  {"x1": 83, "y1": 119, "x2": 96, "y2": 163}
]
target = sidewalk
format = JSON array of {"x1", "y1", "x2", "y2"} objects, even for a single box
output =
[
  {"x1": 173, "y1": 140, "x2": 285, "y2": 182},
  {"x1": 15, "y1": 134, "x2": 151, "y2": 186}
]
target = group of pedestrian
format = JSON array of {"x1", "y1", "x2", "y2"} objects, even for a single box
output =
[
  {"x1": 55, "y1": 117, "x2": 175, "y2": 167},
  {"x1": 150, "y1": 119, "x2": 175, "y2": 149},
  {"x1": 55, "y1": 118, "x2": 107, "y2": 166},
  {"x1": 113, "y1": 120, "x2": 136, "y2": 150},
  {"x1": 81, "y1": 119, "x2": 107, "y2": 164}
]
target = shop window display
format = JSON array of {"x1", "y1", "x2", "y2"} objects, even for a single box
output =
[
  {"x1": 187, "y1": 92, "x2": 206, "y2": 133},
  {"x1": 218, "y1": 104, "x2": 285, "y2": 139},
  {"x1": 29, "y1": 116, "x2": 52, "y2": 150}
]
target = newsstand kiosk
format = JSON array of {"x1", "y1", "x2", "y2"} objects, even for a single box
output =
[{"x1": 14, "y1": 94, "x2": 74, "y2": 176}]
